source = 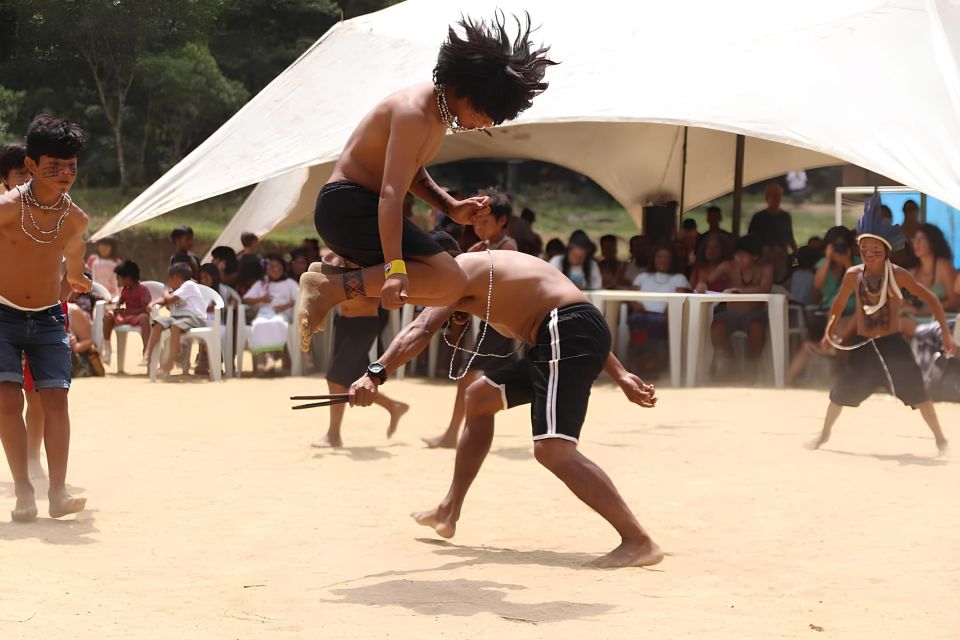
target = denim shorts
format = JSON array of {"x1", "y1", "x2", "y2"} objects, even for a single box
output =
[{"x1": 0, "y1": 303, "x2": 72, "y2": 390}]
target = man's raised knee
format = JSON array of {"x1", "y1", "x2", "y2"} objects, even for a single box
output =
[{"x1": 464, "y1": 379, "x2": 504, "y2": 417}]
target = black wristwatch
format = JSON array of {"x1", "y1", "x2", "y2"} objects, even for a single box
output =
[{"x1": 366, "y1": 362, "x2": 387, "y2": 385}]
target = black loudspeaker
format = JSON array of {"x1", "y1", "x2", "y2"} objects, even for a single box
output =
[{"x1": 642, "y1": 201, "x2": 678, "y2": 245}]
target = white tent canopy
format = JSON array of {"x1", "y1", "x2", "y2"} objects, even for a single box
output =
[{"x1": 93, "y1": 0, "x2": 960, "y2": 249}]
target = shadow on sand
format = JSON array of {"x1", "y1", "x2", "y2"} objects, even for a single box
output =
[
  {"x1": 311, "y1": 441, "x2": 407, "y2": 462},
  {"x1": 821, "y1": 449, "x2": 948, "y2": 467}
]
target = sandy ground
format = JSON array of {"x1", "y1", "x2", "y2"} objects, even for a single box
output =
[{"x1": 1, "y1": 369, "x2": 958, "y2": 639}]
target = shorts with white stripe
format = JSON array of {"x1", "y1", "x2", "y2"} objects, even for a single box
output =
[{"x1": 483, "y1": 302, "x2": 610, "y2": 443}]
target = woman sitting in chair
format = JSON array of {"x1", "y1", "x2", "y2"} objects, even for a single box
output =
[{"x1": 242, "y1": 254, "x2": 299, "y2": 374}]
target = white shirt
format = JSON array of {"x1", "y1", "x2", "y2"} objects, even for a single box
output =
[
  {"x1": 632, "y1": 272, "x2": 690, "y2": 313},
  {"x1": 786, "y1": 170, "x2": 807, "y2": 191},
  {"x1": 171, "y1": 280, "x2": 207, "y2": 319},
  {"x1": 245, "y1": 278, "x2": 299, "y2": 318},
  {"x1": 549, "y1": 255, "x2": 603, "y2": 290}
]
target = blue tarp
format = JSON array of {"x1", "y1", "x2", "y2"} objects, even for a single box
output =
[{"x1": 879, "y1": 193, "x2": 960, "y2": 269}]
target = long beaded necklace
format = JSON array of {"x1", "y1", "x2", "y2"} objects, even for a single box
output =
[
  {"x1": 442, "y1": 249, "x2": 520, "y2": 380},
  {"x1": 435, "y1": 83, "x2": 488, "y2": 134},
  {"x1": 17, "y1": 182, "x2": 72, "y2": 244}
]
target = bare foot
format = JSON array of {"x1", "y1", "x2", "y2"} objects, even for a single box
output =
[
  {"x1": 311, "y1": 433, "x2": 343, "y2": 449},
  {"x1": 157, "y1": 363, "x2": 173, "y2": 378},
  {"x1": 411, "y1": 506, "x2": 456, "y2": 539},
  {"x1": 806, "y1": 432, "x2": 830, "y2": 450},
  {"x1": 48, "y1": 490, "x2": 86, "y2": 519},
  {"x1": 296, "y1": 271, "x2": 344, "y2": 350},
  {"x1": 28, "y1": 457, "x2": 47, "y2": 481},
  {"x1": 387, "y1": 402, "x2": 409, "y2": 439},
  {"x1": 591, "y1": 539, "x2": 664, "y2": 569},
  {"x1": 937, "y1": 438, "x2": 949, "y2": 456},
  {"x1": 421, "y1": 432, "x2": 458, "y2": 449},
  {"x1": 11, "y1": 492, "x2": 38, "y2": 523}
]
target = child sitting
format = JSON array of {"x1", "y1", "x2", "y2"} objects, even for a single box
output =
[
  {"x1": 145, "y1": 263, "x2": 207, "y2": 377},
  {"x1": 102, "y1": 260, "x2": 152, "y2": 365},
  {"x1": 86, "y1": 236, "x2": 121, "y2": 299}
]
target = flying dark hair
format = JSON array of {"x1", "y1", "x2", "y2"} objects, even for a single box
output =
[
  {"x1": 476, "y1": 186, "x2": 512, "y2": 220},
  {"x1": 433, "y1": 11, "x2": 557, "y2": 125},
  {"x1": 429, "y1": 229, "x2": 462, "y2": 257},
  {"x1": 914, "y1": 223, "x2": 953, "y2": 262},
  {"x1": 114, "y1": 259, "x2": 141, "y2": 281},
  {"x1": 25, "y1": 114, "x2": 86, "y2": 162},
  {"x1": 0, "y1": 143, "x2": 26, "y2": 186}
]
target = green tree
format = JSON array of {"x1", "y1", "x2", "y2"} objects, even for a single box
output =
[
  {"x1": 7, "y1": 0, "x2": 221, "y2": 188},
  {"x1": 136, "y1": 43, "x2": 248, "y2": 173},
  {"x1": 0, "y1": 85, "x2": 26, "y2": 141}
]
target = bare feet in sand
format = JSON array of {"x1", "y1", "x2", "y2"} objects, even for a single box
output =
[
  {"x1": 11, "y1": 491, "x2": 38, "y2": 523},
  {"x1": 411, "y1": 506, "x2": 456, "y2": 539},
  {"x1": 936, "y1": 438, "x2": 949, "y2": 456},
  {"x1": 806, "y1": 432, "x2": 830, "y2": 450},
  {"x1": 296, "y1": 271, "x2": 343, "y2": 350},
  {"x1": 591, "y1": 539, "x2": 664, "y2": 569},
  {"x1": 421, "y1": 432, "x2": 458, "y2": 449},
  {"x1": 48, "y1": 489, "x2": 86, "y2": 519},
  {"x1": 311, "y1": 433, "x2": 343, "y2": 449},
  {"x1": 387, "y1": 402, "x2": 409, "y2": 439}
]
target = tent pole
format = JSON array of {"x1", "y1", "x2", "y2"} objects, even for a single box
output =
[
  {"x1": 920, "y1": 192, "x2": 927, "y2": 223},
  {"x1": 678, "y1": 126, "x2": 688, "y2": 232},
  {"x1": 732, "y1": 134, "x2": 745, "y2": 236}
]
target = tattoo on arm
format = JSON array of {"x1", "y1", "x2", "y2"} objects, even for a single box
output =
[
  {"x1": 343, "y1": 270, "x2": 365, "y2": 299},
  {"x1": 418, "y1": 175, "x2": 450, "y2": 214}
]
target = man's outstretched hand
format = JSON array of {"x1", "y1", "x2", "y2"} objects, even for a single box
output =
[
  {"x1": 451, "y1": 196, "x2": 491, "y2": 225},
  {"x1": 617, "y1": 373, "x2": 657, "y2": 408}
]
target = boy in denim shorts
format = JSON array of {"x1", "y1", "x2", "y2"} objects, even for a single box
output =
[{"x1": 0, "y1": 114, "x2": 92, "y2": 522}]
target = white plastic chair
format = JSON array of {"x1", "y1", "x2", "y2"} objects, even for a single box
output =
[
  {"x1": 90, "y1": 282, "x2": 111, "y2": 351},
  {"x1": 235, "y1": 293, "x2": 302, "y2": 377},
  {"x1": 114, "y1": 280, "x2": 166, "y2": 374},
  {"x1": 149, "y1": 284, "x2": 225, "y2": 382},
  {"x1": 222, "y1": 287, "x2": 243, "y2": 378}
]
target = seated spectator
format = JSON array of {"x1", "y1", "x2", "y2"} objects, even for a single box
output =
[
  {"x1": 236, "y1": 232, "x2": 264, "y2": 295},
  {"x1": 0, "y1": 142, "x2": 28, "y2": 193},
  {"x1": 544, "y1": 238, "x2": 565, "y2": 262},
  {"x1": 507, "y1": 206, "x2": 543, "y2": 256},
  {"x1": 705, "y1": 234, "x2": 773, "y2": 378},
  {"x1": 470, "y1": 188, "x2": 518, "y2": 251},
  {"x1": 242, "y1": 254, "x2": 299, "y2": 375},
  {"x1": 786, "y1": 226, "x2": 860, "y2": 385},
  {"x1": 300, "y1": 238, "x2": 321, "y2": 265},
  {"x1": 748, "y1": 183, "x2": 797, "y2": 283},
  {"x1": 211, "y1": 245, "x2": 240, "y2": 288},
  {"x1": 789, "y1": 245, "x2": 819, "y2": 307},
  {"x1": 145, "y1": 263, "x2": 208, "y2": 378},
  {"x1": 691, "y1": 232, "x2": 734, "y2": 293},
  {"x1": 597, "y1": 234, "x2": 625, "y2": 289},
  {"x1": 66, "y1": 299, "x2": 105, "y2": 378},
  {"x1": 169, "y1": 226, "x2": 200, "y2": 280},
  {"x1": 289, "y1": 249, "x2": 310, "y2": 282},
  {"x1": 805, "y1": 236, "x2": 825, "y2": 253},
  {"x1": 622, "y1": 234, "x2": 651, "y2": 285},
  {"x1": 550, "y1": 230, "x2": 602, "y2": 290},
  {"x1": 627, "y1": 246, "x2": 691, "y2": 375},
  {"x1": 901, "y1": 223, "x2": 959, "y2": 337},
  {"x1": 102, "y1": 260, "x2": 152, "y2": 366},
  {"x1": 195, "y1": 263, "x2": 239, "y2": 376},
  {"x1": 86, "y1": 236, "x2": 121, "y2": 299}
]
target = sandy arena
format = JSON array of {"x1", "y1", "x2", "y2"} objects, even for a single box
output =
[{"x1": 0, "y1": 373, "x2": 957, "y2": 639}]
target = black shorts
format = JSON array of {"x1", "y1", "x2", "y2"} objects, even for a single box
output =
[
  {"x1": 326, "y1": 310, "x2": 387, "y2": 387},
  {"x1": 482, "y1": 303, "x2": 610, "y2": 443},
  {"x1": 830, "y1": 333, "x2": 929, "y2": 409},
  {"x1": 314, "y1": 181, "x2": 444, "y2": 267}
]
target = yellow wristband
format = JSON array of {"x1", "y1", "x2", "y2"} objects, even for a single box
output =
[{"x1": 384, "y1": 260, "x2": 407, "y2": 278}]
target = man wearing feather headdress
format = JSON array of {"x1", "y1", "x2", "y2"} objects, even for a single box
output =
[{"x1": 810, "y1": 192, "x2": 954, "y2": 453}]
